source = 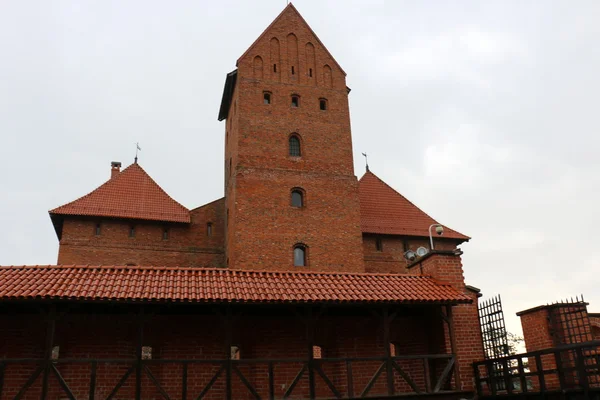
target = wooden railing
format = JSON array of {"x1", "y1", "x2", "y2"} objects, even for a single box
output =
[
  {"x1": 0, "y1": 353, "x2": 456, "y2": 400},
  {"x1": 473, "y1": 340, "x2": 600, "y2": 399}
]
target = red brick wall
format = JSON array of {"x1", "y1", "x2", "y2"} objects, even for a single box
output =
[
  {"x1": 362, "y1": 234, "x2": 460, "y2": 274},
  {"x1": 408, "y1": 252, "x2": 485, "y2": 392},
  {"x1": 57, "y1": 198, "x2": 225, "y2": 267},
  {"x1": 223, "y1": 6, "x2": 365, "y2": 272},
  {"x1": 0, "y1": 307, "x2": 456, "y2": 399}
]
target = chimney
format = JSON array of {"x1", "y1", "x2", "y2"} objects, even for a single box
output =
[{"x1": 111, "y1": 161, "x2": 122, "y2": 179}]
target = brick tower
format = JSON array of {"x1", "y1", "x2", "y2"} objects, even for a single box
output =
[{"x1": 218, "y1": 4, "x2": 364, "y2": 272}]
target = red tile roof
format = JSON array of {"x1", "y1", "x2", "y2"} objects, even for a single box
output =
[
  {"x1": 0, "y1": 265, "x2": 471, "y2": 305},
  {"x1": 49, "y1": 163, "x2": 190, "y2": 224},
  {"x1": 359, "y1": 171, "x2": 469, "y2": 241}
]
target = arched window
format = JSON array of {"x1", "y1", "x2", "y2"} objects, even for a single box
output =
[
  {"x1": 293, "y1": 244, "x2": 307, "y2": 267},
  {"x1": 263, "y1": 92, "x2": 271, "y2": 105},
  {"x1": 319, "y1": 98, "x2": 328, "y2": 111},
  {"x1": 289, "y1": 135, "x2": 301, "y2": 157},
  {"x1": 291, "y1": 189, "x2": 304, "y2": 207},
  {"x1": 291, "y1": 95, "x2": 300, "y2": 108}
]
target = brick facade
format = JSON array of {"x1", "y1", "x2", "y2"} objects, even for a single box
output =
[{"x1": 57, "y1": 199, "x2": 225, "y2": 268}]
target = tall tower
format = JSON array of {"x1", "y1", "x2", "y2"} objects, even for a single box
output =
[{"x1": 218, "y1": 4, "x2": 364, "y2": 272}]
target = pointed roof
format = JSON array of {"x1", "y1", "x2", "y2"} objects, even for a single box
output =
[
  {"x1": 49, "y1": 163, "x2": 191, "y2": 227},
  {"x1": 237, "y1": 3, "x2": 346, "y2": 75},
  {"x1": 358, "y1": 171, "x2": 469, "y2": 241}
]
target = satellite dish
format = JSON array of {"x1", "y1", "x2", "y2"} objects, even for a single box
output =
[
  {"x1": 416, "y1": 247, "x2": 429, "y2": 257},
  {"x1": 403, "y1": 250, "x2": 417, "y2": 262}
]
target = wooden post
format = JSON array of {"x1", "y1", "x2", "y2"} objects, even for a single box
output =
[
  {"x1": 306, "y1": 307, "x2": 316, "y2": 399},
  {"x1": 445, "y1": 305, "x2": 461, "y2": 390},
  {"x1": 382, "y1": 307, "x2": 394, "y2": 396},
  {"x1": 40, "y1": 305, "x2": 56, "y2": 400},
  {"x1": 225, "y1": 306, "x2": 233, "y2": 400},
  {"x1": 135, "y1": 307, "x2": 144, "y2": 400}
]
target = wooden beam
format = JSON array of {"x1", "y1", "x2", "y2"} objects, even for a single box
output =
[
  {"x1": 306, "y1": 307, "x2": 316, "y2": 399},
  {"x1": 181, "y1": 362, "x2": 188, "y2": 400},
  {"x1": 346, "y1": 360, "x2": 354, "y2": 398},
  {"x1": 383, "y1": 307, "x2": 394, "y2": 396},
  {"x1": 89, "y1": 361, "x2": 97, "y2": 400},
  {"x1": 225, "y1": 306, "x2": 233, "y2": 400},
  {"x1": 50, "y1": 364, "x2": 76, "y2": 400},
  {"x1": 144, "y1": 365, "x2": 172, "y2": 400},
  {"x1": 359, "y1": 362, "x2": 385, "y2": 398},
  {"x1": 390, "y1": 359, "x2": 420, "y2": 393},
  {"x1": 445, "y1": 305, "x2": 461, "y2": 389},
  {"x1": 233, "y1": 365, "x2": 261, "y2": 400},
  {"x1": 195, "y1": 365, "x2": 225, "y2": 400},
  {"x1": 282, "y1": 364, "x2": 306, "y2": 399},
  {"x1": 106, "y1": 365, "x2": 135, "y2": 400},
  {"x1": 135, "y1": 307, "x2": 144, "y2": 400},
  {"x1": 315, "y1": 364, "x2": 341, "y2": 399},
  {"x1": 40, "y1": 305, "x2": 56, "y2": 400},
  {"x1": 433, "y1": 357, "x2": 455, "y2": 393}
]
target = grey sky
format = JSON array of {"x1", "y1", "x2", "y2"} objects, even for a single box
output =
[{"x1": 1, "y1": 0, "x2": 599, "y2": 338}]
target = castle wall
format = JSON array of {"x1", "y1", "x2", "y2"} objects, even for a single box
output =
[{"x1": 57, "y1": 199, "x2": 225, "y2": 267}]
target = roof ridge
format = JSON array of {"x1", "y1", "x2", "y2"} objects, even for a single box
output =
[{"x1": 0, "y1": 264, "x2": 435, "y2": 278}]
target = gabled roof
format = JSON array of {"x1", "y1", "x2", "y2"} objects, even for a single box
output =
[
  {"x1": 358, "y1": 171, "x2": 469, "y2": 241},
  {"x1": 0, "y1": 265, "x2": 472, "y2": 305},
  {"x1": 49, "y1": 163, "x2": 190, "y2": 230}
]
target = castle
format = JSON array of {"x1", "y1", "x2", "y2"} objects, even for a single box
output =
[{"x1": 0, "y1": 5, "x2": 484, "y2": 399}]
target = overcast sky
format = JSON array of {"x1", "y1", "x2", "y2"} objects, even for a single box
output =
[{"x1": 1, "y1": 0, "x2": 599, "y2": 338}]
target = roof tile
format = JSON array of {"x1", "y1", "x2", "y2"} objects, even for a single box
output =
[
  {"x1": 358, "y1": 171, "x2": 469, "y2": 240},
  {"x1": 0, "y1": 265, "x2": 471, "y2": 305},
  {"x1": 49, "y1": 163, "x2": 190, "y2": 223}
]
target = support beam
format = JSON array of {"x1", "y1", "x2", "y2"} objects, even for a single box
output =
[
  {"x1": 445, "y1": 305, "x2": 461, "y2": 390},
  {"x1": 382, "y1": 307, "x2": 394, "y2": 396},
  {"x1": 135, "y1": 307, "x2": 144, "y2": 400},
  {"x1": 225, "y1": 306, "x2": 233, "y2": 400},
  {"x1": 306, "y1": 307, "x2": 316, "y2": 399},
  {"x1": 40, "y1": 305, "x2": 56, "y2": 400}
]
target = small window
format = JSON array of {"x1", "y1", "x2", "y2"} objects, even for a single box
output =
[
  {"x1": 294, "y1": 245, "x2": 306, "y2": 267},
  {"x1": 142, "y1": 346, "x2": 152, "y2": 360},
  {"x1": 263, "y1": 92, "x2": 271, "y2": 105},
  {"x1": 95, "y1": 223, "x2": 101, "y2": 236},
  {"x1": 231, "y1": 345, "x2": 240, "y2": 360},
  {"x1": 319, "y1": 99, "x2": 327, "y2": 111},
  {"x1": 291, "y1": 66, "x2": 295, "y2": 75},
  {"x1": 207, "y1": 222, "x2": 213, "y2": 237},
  {"x1": 376, "y1": 237, "x2": 383, "y2": 252},
  {"x1": 162, "y1": 228, "x2": 169, "y2": 240},
  {"x1": 313, "y1": 345, "x2": 322, "y2": 359},
  {"x1": 51, "y1": 345, "x2": 60, "y2": 360},
  {"x1": 129, "y1": 226, "x2": 135, "y2": 238},
  {"x1": 273, "y1": 64, "x2": 277, "y2": 73},
  {"x1": 291, "y1": 95, "x2": 299, "y2": 108},
  {"x1": 289, "y1": 135, "x2": 301, "y2": 157},
  {"x1": 309, "y1": 68, "x2": 313, "y2": 77},
  {"x1": 291, "y1": 189, "x2": 304, "y2": 208}
]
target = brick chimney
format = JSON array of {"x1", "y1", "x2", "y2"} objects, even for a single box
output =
[{"x1": 111, "y1": 161, "x2": 122, "y2": 179}]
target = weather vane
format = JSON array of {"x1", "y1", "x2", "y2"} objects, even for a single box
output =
[
  {"x1": 134, "y1": 142, "x2": 141, "y2": 164},
  {"x1": 361, "y1": 152, "x2": 369, "y2": 172}
]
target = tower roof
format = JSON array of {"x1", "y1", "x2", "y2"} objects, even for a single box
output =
[
  {"x1": 358, "y1": 171, "x2": 469, "y2": 241},
  {"x1": 49, "y1": 163, "x2": 190, "y2": 236}
]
